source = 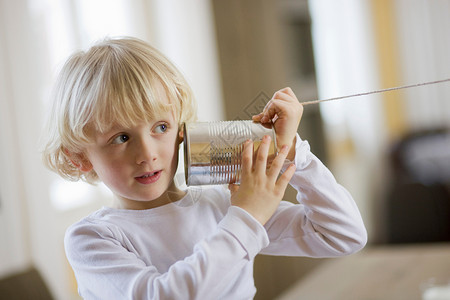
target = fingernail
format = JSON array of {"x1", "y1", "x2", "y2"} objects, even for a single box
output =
[
  {"x1": 281, "y1": 145, "x2": 289, "y2": 153},
  {"x1": 263, "y1": 135, "x2": 270, "y2": 142}
]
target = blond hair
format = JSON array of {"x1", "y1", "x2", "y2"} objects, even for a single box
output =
[{"x1": 42, "y1": 37, "x2": 197, "y2": 183}]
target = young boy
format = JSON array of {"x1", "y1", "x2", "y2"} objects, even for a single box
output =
[{"x1": 42, "y1": 37, "x2": 367, "y2": 299}]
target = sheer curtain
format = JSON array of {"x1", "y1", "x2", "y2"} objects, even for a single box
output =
[
  {"x1": 40, "y1": 0, "x2": 151, "y2": 211},
  {"x1": 0, "y1": 0, "x2": 223, "y2": 299},
  {"x1": 309, "y1": 0, "x2": 450, "y2": 243},
  {"x1": 308, "y1": 0, "x2": 386, "y2": 243},
  {"x1": 0, "y1": 1, "x2": 153, "y2": 298},
  {"x1": 394, "y1": 0, "x2": 450, "y2": 130}
]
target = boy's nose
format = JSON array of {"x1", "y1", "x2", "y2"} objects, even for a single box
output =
[{"x1": 135, "y1": 138, "x2": 157, "y2": 165}]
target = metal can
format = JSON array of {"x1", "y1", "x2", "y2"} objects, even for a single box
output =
[{"x1": 183, "y1": 120, "x2": 277, "y2": 186}]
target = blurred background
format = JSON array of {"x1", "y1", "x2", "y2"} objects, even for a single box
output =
[{"x1": 0, "y1": 0, "x2": 449, "y2": 299}]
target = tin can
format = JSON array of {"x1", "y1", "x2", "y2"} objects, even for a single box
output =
[{"x1": 183, "y1": 120, "x2": 277, "y2": 186}]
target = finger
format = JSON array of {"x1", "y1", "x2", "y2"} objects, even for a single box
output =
[
  {"x1": 275, "y1": 163, "x2": 296, "y2": 192},
  {"x1": 241, "y1": 139, "x2": 253, "y2": 175},
  {"x1": 267, "y1": 144, "x2": 290, "y2": 179},
  {"x1": 255, "y1": 88, "x2": 299, "y2": 122},
  {"x1": 261, "y1": 99, "x2": 291, "y2": 122},
  {"x1": 252, "y1": 113, "x2": 263, "y2": 121},
  {"x1": 256, "y1": 100, "x2": 277, "y2": 123},
  {"x1": 255, "y1": 100, "x2": 273, "y2": 123},
  {"x1": 260, "y1": 97, "x2": 285, "y2": 123},
  {"x1": 284, "y1": 87, "x2": 298, "y2": 100},
  {"x1": 273, "y1": 87, "x2": 297, "y2": 102},
  {"x1": 254, "y1": 135, "x2": 271, "y2": 174}
]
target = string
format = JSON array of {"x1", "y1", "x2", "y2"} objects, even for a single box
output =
[{"x1": 300, "y1": 78, "x2": 450, "y2": 106}]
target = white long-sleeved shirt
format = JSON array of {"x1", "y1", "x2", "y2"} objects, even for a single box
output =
[{"x1": 64, "y1": 135, "x2": 367, "y2": 299}]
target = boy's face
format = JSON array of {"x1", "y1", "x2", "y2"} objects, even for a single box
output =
[{"x1": 82, "y1": 94, "x2": 184, "y2": 210}]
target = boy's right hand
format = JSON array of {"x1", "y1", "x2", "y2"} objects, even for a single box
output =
[{"x1": 228, "y1": 135, "x2": 296, "y2": 225}]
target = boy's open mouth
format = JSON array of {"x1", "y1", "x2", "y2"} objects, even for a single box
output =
[
  {"x1": 135, "y1": 171, "x2": 162, "y2": 184},
  {"x1": 141, "y1": 172, "x2": 157, "y2": 178}
]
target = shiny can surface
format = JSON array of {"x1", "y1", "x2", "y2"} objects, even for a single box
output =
[{"x1": 183, "y1": 120, "x2": 277, "y2": 186}]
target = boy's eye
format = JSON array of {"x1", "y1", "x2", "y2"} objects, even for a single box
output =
[
  {"x1": 154, "y1": 123, "x2": 168, "y2": 134},
  {"x1": 111, "y1": 134, "x2": 129, "y2": 144}
]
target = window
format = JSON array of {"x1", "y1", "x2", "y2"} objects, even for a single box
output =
[{"x1": 34, "y1": 0, "x2": 148, "y2": 210}]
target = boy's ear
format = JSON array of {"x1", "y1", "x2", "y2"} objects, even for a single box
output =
[
  {"x1": 76, "y1": 159, "x2": 93, "y2": 173},
  {"x1": 63, "y1": 148, "x2": 93, "y2": 173}
]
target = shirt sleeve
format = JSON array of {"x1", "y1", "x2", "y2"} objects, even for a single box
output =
[
  {"x1": 65, "y1": 206, "x2": 268, "y2": 300},
  {"x1": 260, "y1": 134, "x2": 368, "y2": 257}
]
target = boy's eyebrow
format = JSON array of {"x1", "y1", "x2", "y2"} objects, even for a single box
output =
[
  {"x1": 100, "y1": 117, "x2": 171, "y2": 134},
  {"x1": 92, "y1": 124, "x2": 124, "y2": 140}
]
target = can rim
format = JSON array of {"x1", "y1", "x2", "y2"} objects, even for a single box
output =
[{"x1": 182, "y1": 122, "x2": 191, "y2": 185}]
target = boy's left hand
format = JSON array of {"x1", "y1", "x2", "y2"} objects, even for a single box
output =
[{"x1": 252, "y1": 87, "x2": 303, "y2": 161}]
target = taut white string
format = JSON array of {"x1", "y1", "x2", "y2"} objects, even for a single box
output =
[{"x1": 300, "y1": 78, "x2": 450, "y2": 106}]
